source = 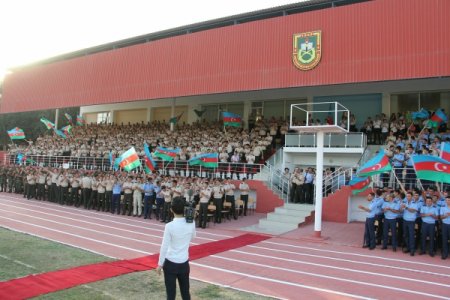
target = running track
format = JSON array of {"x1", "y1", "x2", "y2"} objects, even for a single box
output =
[{"x1": 1, "y1": 193, "x2": 449, "y2": 300}]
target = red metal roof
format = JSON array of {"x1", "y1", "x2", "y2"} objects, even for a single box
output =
[{"x1": 2, "y1": 0, "x2": 450, "y2": 113}]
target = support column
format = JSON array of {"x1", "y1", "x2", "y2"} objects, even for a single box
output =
[
  {"x1": 381, "y1": 93, "x2": 391, "y2": 117},
  {"x1": 243, "y1": 101, "x2": 251, "y2": 129},
  {"x1": 146, "y1": 107, "x2": 152, "y2": 124},
  {"x1": 55, "y1": 109, "x2": 59, "y2": 129},
  {"x1": 170, "y1": 98, "x2": 176, "y2": 131},
  {"x1": 109, "y1": 110, "x2": 115, "y2": 125},
  {"x1": 314, "y1": 131, "x2": 324, "y2": 238}
]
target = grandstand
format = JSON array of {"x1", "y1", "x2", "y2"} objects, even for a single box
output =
[
  {"x1": 1, "y1": 0, "x2": 450, "y2": 298},
  {"x1": 1, "y1": 0, "x2": 450, "y2": 226}
]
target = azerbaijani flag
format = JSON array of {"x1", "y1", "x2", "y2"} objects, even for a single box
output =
[
  {"x1": 76, "y1": 114, "x2": 86, "y2": 126},
  {"x1": 154, "y1": 147, "x2": 180, "y2": 161},
  {"x1": 440, "y1": 142, "x2": 450, "y2": 162},
  {"x1": 189, "y1": 153, "x2": 219, "y2": 168},
  {"x1": 428, "y1": 109, "x2": 448, "y2": 128},
  {"x1": 348, "y1": 176, "x2": 371, "y2": 195},
  {"x1": 64, "y1": 113, "x2": 73, "y2": 124},
  {"x1": 17, "y1": 153, "x2": 25, "y2": 164},
  {"x1": 223, "y1": 112, "x2": 241, "y2": 127},
  {"x1": 53, "y1": 129, "x2": 67, "y2": 139},
  {"x1": 357, "y1": 151, "x2": 392, "y2": 177},
  {"x1": 411, "y1": 108, "x2": 429, "y2": 120},
  {"x1": 412, "y1": 155, "x2": 450, "y2": 184},
  {"x1": 7, "y1": 127, "x2": 25, "y2": 140},
  {"x1": 40, "y1": 117, "x2": 55, "y2": 129},
  {"x1": 169, "y1": 112, "x2": 183, "y2": 124},
  {"x1": 61, "y1": 125, "x2": 72, "y2": 135},
  {"x1": 17, "y1": 153, "x2": 35, "y2": 165},
  {"x1": 118, "y1": 147, "x2": 142, "y2": 172},
  {"x1": 144, "y1": 143, "x2": 157, "y2": 173}
]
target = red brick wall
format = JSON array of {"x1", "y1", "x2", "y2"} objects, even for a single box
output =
[
  {"x1": 322, "y1": 186, "x2": 351, "y2": 223},
  {"x1": 231, "y1": 180, "x2": 284, "y2": 214}
]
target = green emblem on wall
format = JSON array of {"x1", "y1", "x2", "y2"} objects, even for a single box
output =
[{"x1": 293, "y1": 30, "x2": 322, "y2": 71}]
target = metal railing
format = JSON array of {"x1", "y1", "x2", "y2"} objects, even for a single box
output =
[
  {"x1": 263, "y1": 162, "x2": 355, "y2": 204},
  {"x1": 265, "y1": 147, "x2": 284, "y2": 169},
  {"x1": 370, "y1": 166, "x2": 446, "y2": 192},
  {"x1": 3, "y1": 154, "x2": 263, "y2": 179},
  {"x1": 285, "y1": 132, "x2": 366, "y2": 148},
  {"x1": 262, "y1": 164, "x2": 291, "y2": 202}
]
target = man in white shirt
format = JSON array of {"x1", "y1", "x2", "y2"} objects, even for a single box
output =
[
  {"x1": 239, "y1": 178, "x2": 250, "y2": 216},
  {"x1": 156, "y1": 197, "x2": 196, "y2": 300}
]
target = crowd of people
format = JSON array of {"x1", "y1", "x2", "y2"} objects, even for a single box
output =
[
  {"x1": 3, "y1": 110, "x2": 450, "y2": 256},
  {"x1": 358, "y1": 188, "x2": 450, "y2": 260},
  {"x1": 369, "y1": 115, "x2": 450, "y2": 190},
  {"x1": 0, "y1": 165, "x2": 252, "y2": 229},
  {"x1": 7, "y1": 118, "x2": 288, "y2": 165}
]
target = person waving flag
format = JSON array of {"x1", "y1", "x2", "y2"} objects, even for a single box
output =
[
  {"x1": 40, "y1": 117, "x2": 55, "y2": 129},
  {"x1": 64, "y1": 113, "x2": 73, "y2": 124},
  {"x1": 357, "y1": 151, "x2": 392, "y2": 177},
  {"x1": 412, "y1": 155, "x2": 450, "y2": 184},
  {"x1": 189, "y1": 153, "x2": 219, "y2": 168},
  {"x1": 7, "y1": 127, "x2": 25, "y2": 140},
  {"x1": 223, "y1": 112, "x2": 241, "y2": 127},
  {"x1": 117, "y1": 147, "x2": 142, "y2": 172},
  {"x1": 348, "y1": 176, "x2": 371, "y2": 195},
  {"x1": 154, "y1": 147, "x2": 180, "y2": 161},
  {"x1": 428, "y1": 108, "x2": 448, "y2": 128},
  {"x1": 144, "y1": 143, "x2": 157, "y2": 173},
  {"x1": 76, "y1": 114, "x2": 86, "y2": 126},
  {"x1": 440, "y1": 142, "x2": 450, "y2": 162}
]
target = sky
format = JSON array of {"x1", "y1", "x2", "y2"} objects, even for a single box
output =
[{"x1": 0, "y1": 0, "x2": 304, "y2": 81}]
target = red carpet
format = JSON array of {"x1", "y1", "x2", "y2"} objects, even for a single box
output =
[{"x1": 0, "y1": 233, "x2": 269, "y2": 300}]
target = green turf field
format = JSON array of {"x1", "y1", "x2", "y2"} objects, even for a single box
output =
[{"x1": 0, "y1": 228, "x2": 273, "y2": 299}]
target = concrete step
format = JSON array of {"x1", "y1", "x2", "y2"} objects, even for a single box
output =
[
  {"x1": 267, "y1": 213, "x2": 305, "y2": 224},
  {"x1": 274, "y1": 207, "x2": 313, "y2": 217},
  {"x1": 258, "y1": 219, "x2": 299, "y2": 231},
  {"x1": 283, "y1": 203, "x2": 315, "y2": 211}
]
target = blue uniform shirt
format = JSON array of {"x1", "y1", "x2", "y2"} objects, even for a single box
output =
[
  {"x1": 403, "y1": 201, "x2": 419, "y2": 221},
  {"x1": 393, "y1": 153, "x2": 405, "y2": 167},
  {"x1": 154, "y1": 185, "x2": 162, "y2": 198},
  {"x1": 441, "y1": 206, "x2": 450, "y2": 225},
  {"x1": 383, "y1": 201, "x2": 400, "y2": 220},
  {"x1": 366, "y1": 200, "x2": 377, "y2": 218},
  {"x1": 374, "y1": 197, "x2": 384, "y2": 216},
  {"x1": 305, "y1": 173, "x2": 314, "y2": 184},
  {"x1": 437, "y1": 198, "x2": 447, "y2": 208},
  {"x1": 416, "y1": 200, "x2": 424, "y2": 217},
  {"x1": 112, "y1": 183, "x2": 122, "y2": 195},
  {"x1": 143, "y1": 183, "x2": 154, "y2": 196},
  {"x1": 420, "y1": 205, "x2": 438, "y2": 224},
  {"x1": 394, "y1": 198, "x2": 403, "y2": 218},
  {"x1": 405, "y1": 153, "x2": 414, "y2": 167}
]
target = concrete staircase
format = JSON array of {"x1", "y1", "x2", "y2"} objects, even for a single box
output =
[{"x1": 242, "y1": 203, "x2": 315, "y2": 235}]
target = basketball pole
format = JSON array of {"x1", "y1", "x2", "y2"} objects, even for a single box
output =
[{"x1": 314, "y1": 131, "x2": 324, "y2": 238}]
